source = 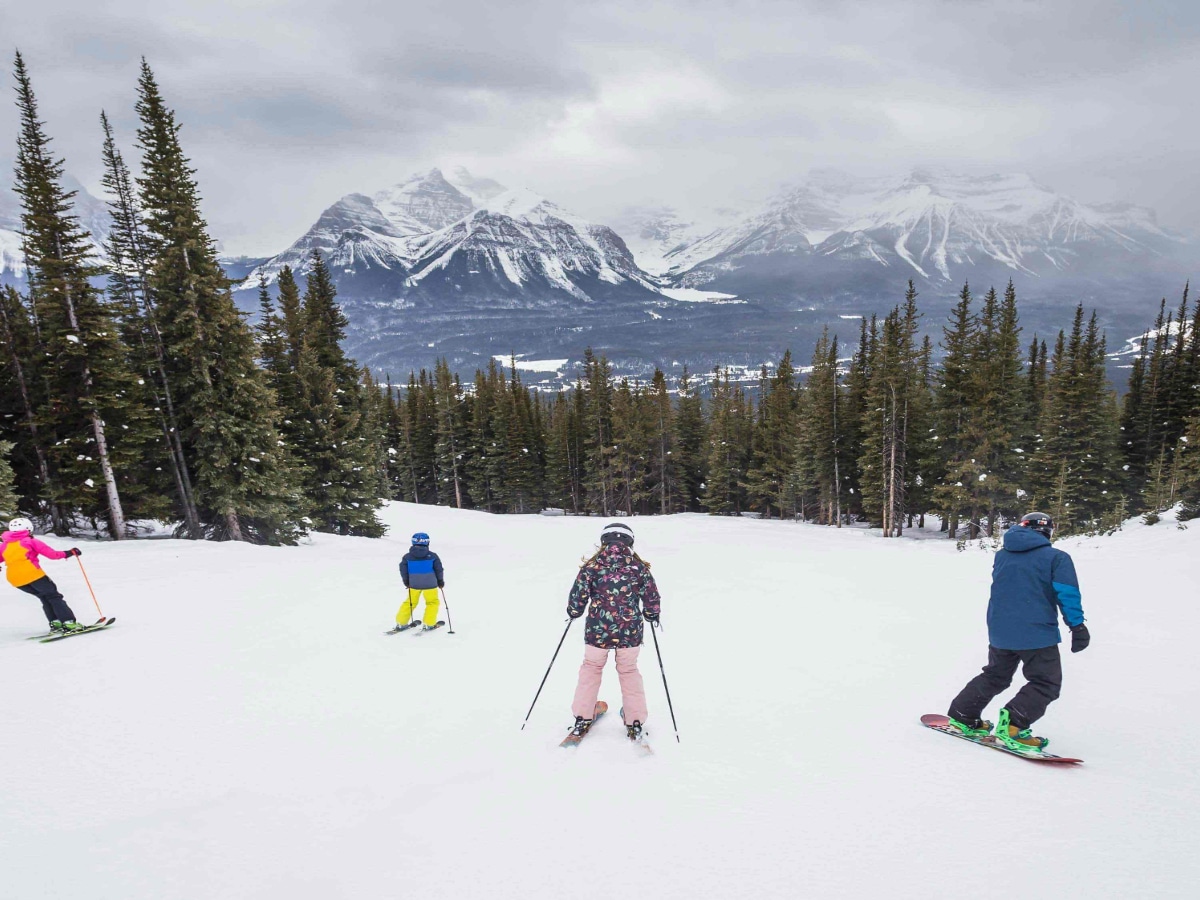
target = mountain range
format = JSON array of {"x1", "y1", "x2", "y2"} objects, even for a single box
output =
[{"x1": 1, "y1": 166, "x2": 1191, "y2": 383}]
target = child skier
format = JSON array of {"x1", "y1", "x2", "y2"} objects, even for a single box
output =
[
  {"x1": 396, "y1": 532, "x2": 444, "y2": 631},
  {"x1": 2, "y1": 518, "x2": 85, "y2": 633},
  {"x1": 566, "y1": 522, "x2": 661, "y2": 742},
  {"x1": 946, "y1": 511, "x2": 1091, "y2": 750}
]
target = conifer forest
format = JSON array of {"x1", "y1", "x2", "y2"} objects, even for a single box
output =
[{"x1": 1, "y1": 53, "x2": 1198, "y2": 542}]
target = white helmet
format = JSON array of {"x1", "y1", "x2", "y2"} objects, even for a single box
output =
[{"x1": 8, "y1": 517, "x2": 33, "y2": 533}]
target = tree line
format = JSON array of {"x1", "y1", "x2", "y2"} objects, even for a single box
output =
[
  {"x1": 379, "y1": 277, "x2": 1200, "y2": 536},
  {"x1": 1, "y1": 52, "x2": 1197, "y2": 540}
]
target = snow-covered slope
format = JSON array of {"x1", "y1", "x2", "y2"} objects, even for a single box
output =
[
  {"x1": 664, "y1": 168, "x2": 1184, "y2": 286},
  {"x1": 2, "y1": 503, "x2": 1196, "y2": 898}
]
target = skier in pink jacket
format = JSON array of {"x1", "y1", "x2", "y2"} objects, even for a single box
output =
[{"x1": 1, "y1": 517, "x2": 84, "y2": 632}]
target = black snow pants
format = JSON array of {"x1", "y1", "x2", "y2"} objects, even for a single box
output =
[
  {"x1": 18, "y1": 576, "x2": 77, "y2": 624},
  {"x1": 949, "y1": 644, "x2": 1062, "y2": 729}
]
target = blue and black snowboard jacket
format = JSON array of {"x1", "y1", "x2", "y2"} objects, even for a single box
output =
[
  {"x1": 986, "y1": 527, "x2": 1084, "y2": 651},
  {"x1": 400, "y1": 546, "x2": 444, "y2": 590}
]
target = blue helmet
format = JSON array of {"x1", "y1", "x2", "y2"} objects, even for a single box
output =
[{"x1": 412, "y1": 532, "x2": 431, "y2": 546}]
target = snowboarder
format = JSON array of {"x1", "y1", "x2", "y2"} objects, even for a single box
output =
[
  {"x1": 946, "y1": 511, "x2": 1091, "y2": 751},
  {"x1": 1, "y1": 518, "x2": 86, "y2": 633},
  {"x1": 397, "y1": 532, "x2": 444, "y2": 631},
  {"x1": 565, "y1": 523, "x2": 661, "y2": 743}
]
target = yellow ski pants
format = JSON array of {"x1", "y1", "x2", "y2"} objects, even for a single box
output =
[{"x1": 397, "y1": 588, "x2": 440, "y2": 626}]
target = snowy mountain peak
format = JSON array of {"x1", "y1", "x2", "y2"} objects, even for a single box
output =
[{"x1": 661, "y1": 168, "x2": 1185, "y2": 285}]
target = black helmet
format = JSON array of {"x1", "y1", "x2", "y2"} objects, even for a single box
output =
[
  {"x1": 1018, "y1": 511, "x2": 1054, "y2": 538},
  {"x1": 600, "y1": 522, "x2": 634, "y2": 547}
]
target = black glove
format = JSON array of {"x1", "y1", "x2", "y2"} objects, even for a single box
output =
[
  {"x1": 643, "y1": 611, "x2": 659, "y2": 622},
  {"x1": 69, "y1": 548, "x2": 82, "y2": 557},
  {"x1": 1070, "y1": 623, "x2": 1090, "y2": 653},
  {"x1": 437, "y1": 582, "x2": 445, "y2": 589},
  {"x1": 567, "y1": 608, "x2": 584, "y2": 619}
]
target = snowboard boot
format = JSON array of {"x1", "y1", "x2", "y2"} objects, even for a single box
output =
[
  {"x1": 48, "y1": 620, "x2": 65, "y2": 634},
  {"x1": 947, "y1": 716, "x2": 993, "y2": 738},
  {"x1": 995, "y1": 708, "x2": 1048, "y2": 751},
  {"x1": 569, "y1": 716, "x2": 594, "y2": 738}
]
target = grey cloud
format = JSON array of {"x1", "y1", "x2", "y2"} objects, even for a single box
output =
[{"x1": 2, "y1": 0, "x2": 1198, "y2": 256}]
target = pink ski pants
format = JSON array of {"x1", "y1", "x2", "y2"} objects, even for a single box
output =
[{"x1": 571, "y1": 645, "x2": 648, "y2": 725}]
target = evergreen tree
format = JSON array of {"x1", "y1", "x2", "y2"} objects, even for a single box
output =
[
  {"x1": 1029, "y1": 307, "x2": 1121, "y2": 532},
  {"x1": 13, "y1": 51, "x2": 152, "y2": 537},
  {"x1": 796, "y1": 328, "x2": 844, "y2": 525},
  {"x1": 433, "y1": 358, "x2": 470, "y2": 509},
  {"x1": 744, "y1": 352, "x2": 799, "y2": 518},
  {"x1": 100, "y1": 109, "x2": 198, "y2": 534},
  {"x1": 647, "y1": 369, "x2": 680, "y2": 514},
  {"x1": 580, "y1": 349, "x2": 616, "y2": 515},
  {"x1": 0, "y1": 441, "x2": 19, "y2": 519},
  {"x1": 0, "y1": 286, "x2": 57, "y2": 523},
  {"x1": 135, "y1": 59, "x2": 299, "y2": 542},
  {"x1": 674, "y1": 366, "x2": 707, "y2": 511},
  {"x1": 931, "y1": 282, "x2": 978, "y2": 537}
]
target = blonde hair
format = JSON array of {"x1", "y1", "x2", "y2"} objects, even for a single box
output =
[{"x1": 579, "y1": 543, "x2": 651, "y2": 569}]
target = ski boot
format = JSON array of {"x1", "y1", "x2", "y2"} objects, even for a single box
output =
[
  {"x1": 61, "y1": 620, "x2": 85, "y2": 633},
  {"x1": 48, "y1": 620, "x2": 65, "y2": 634},
  {"x1": 568, "y1": 716, "x2": 594, "y2": 739},
  {"x1": 626, "y1": 720, "x2": 645, "y2": 742},
  {"x1": 994, "y1": 708, "x2": 1048, "y2": 751},
  {"x1": 946, "y1": 716, "x2": 993, "y2": 738}
]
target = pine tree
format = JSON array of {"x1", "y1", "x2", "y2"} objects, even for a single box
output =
[
  {"x1": 796, "y1": 328, "x2": 844, "y2": 525},
  {"x1": 135, "y1": 59, "x2": 299, "y2": 542},
  {"x1": 931, "y1": 282, "x2": 978, "y2": 537},
  {"x1": 0, "y1": 440, "x2": 19, "y2": 518},
  {"x1": 674, "y1": 366, "x2": 707, "y2": 512},
  {"x1": 1029, "y1": 307, "x2": 1121, "y2": 532},
  {"x1": 581, "y1": 349, "x2": 616, "y2": 515},
  {"x1": 100, "y1": 109, "x2": 200, "y2": 535},
  {"x1": 744, "y1": 352, "x2": 799, "y2": 518},
  {"x1": 13, "y1": 51, "x2": 152, "y2": 537},
  {"x1": 433, "y1": 358, "x2": 469, "y2": 508},
  {"x1": 647, "y1": 369, "x2": 680, "y2": 514},
  {"x1": 0, "y1": 286, "x2": 58, "y2": 524}
]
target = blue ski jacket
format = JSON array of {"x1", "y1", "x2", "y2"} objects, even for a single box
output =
[
  {"x1": 400, "y1": 546, "x2": 444, "y2": 590},
  {"x1": 987, "y1": 527, "x2": 1084, "y2": 651}
]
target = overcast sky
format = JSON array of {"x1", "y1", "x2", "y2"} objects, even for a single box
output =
[{"x1": 3, "y1": 0, "x2": 1198, "y2": 256}]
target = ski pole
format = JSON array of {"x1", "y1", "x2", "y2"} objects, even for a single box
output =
[
  {"x1": 649, "y1": 621, "x2": 680, "y2": 743},
  {"x1": 521, "y1": 618, "x2": 574, "y2": 730},
  {"x1": 76, "y1": 555, "x2": 105, "y2": 618},
  {"x1": 440, "y1": 587, "x2": 455, "y2": 634}
]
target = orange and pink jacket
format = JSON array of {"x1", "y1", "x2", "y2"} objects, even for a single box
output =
[{"x1": 1, "y1": 530, "x2": 68, "y2": 587}]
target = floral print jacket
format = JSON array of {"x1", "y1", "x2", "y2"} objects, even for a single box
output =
[{"x1": 567, "y1": 543, "x2": 662, "y2": 649}]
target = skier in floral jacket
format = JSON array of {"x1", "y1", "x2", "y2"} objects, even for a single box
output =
[{"x1": 566, "y1": 522, "x2": 661, "y2": 742}]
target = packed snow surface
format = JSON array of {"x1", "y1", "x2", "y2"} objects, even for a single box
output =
[{"x1": 2, "y1": 504, "x2": 1198, "y2": 898}]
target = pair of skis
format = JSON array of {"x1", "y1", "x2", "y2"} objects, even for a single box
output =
[
  {"x1": 27, "y1": 617, "x2": 117, "y2": 643},
  {"x1": 559, "y1": 701, "x2": 653, "y2": 755},
  {"x1": 384, "y1": 620, "x2": 447, "y2": 636}
]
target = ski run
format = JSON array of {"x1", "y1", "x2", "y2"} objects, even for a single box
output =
[{"x1": 1, "y1": 501, "x2": 1197, "y2": 899}]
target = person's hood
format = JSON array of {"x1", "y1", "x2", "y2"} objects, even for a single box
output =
[
  {"x1": 409, "y1": 544, "x2": 431, "y2": 558},
  {"x1": 1, "y1": 529, "x2": 30, "y2": 543},
  {"x1": 1003, "y1": 527, "x2": 1051, "y2": 552}
]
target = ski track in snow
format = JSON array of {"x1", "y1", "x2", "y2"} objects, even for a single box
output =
[{"x1": 1, "y1": 503, "x2": 1197, "y2": 899}]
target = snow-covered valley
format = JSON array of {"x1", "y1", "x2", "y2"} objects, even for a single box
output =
[{"x1": 2, "y1": 503, "x2": 1197, "y2": 898}]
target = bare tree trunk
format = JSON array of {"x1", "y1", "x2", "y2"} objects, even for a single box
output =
[
  {"x1": 224, "y1": 508, "x2": 244, "y2": 542},
  {"x1": 56, "y1": 235, "x2": 125, "y2": 539}
]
